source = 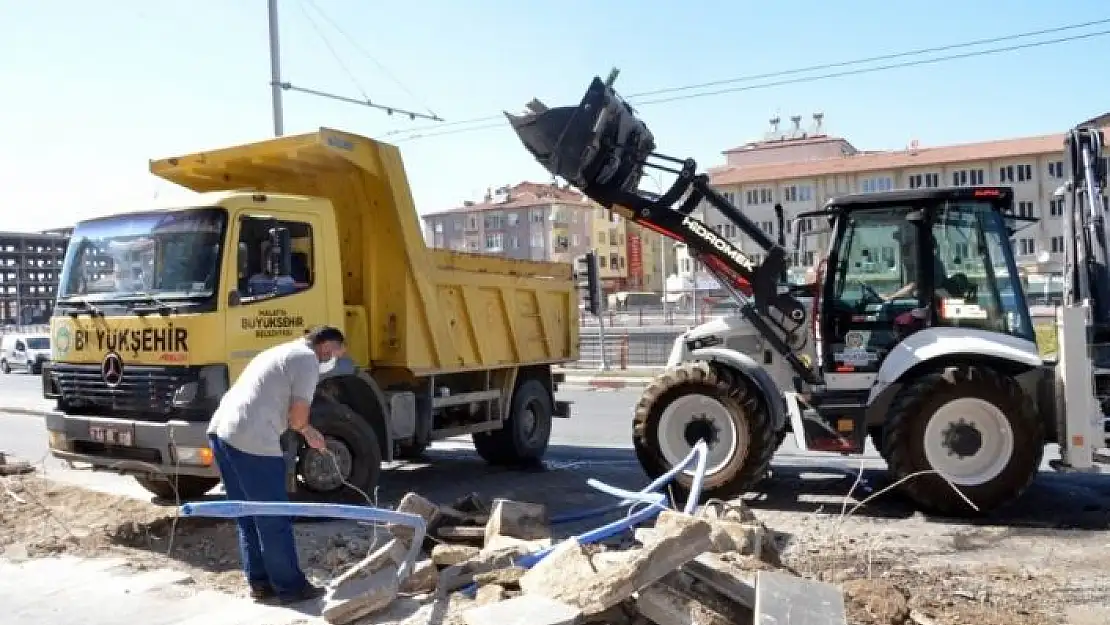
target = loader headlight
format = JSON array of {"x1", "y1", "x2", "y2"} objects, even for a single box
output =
[{"x1": 686, "y1": 335, "x2": 723, "y2": 351}]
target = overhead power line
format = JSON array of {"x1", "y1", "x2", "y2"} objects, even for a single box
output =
[{"x1": 385, "y1": 18, "x2": 1110, "y2": 142}]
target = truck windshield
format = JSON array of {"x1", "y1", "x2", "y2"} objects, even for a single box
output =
[{"x1": 58, "y1": 208, "x2": 227, "y2": 302}]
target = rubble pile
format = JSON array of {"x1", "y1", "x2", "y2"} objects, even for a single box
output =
[{"x1": 319, "y1": 492, "x2": 850, "y2": 625}]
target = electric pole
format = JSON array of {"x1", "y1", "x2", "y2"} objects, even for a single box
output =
[{"x1": 265, "y1": 0, "x2": 443, "y2": 138}]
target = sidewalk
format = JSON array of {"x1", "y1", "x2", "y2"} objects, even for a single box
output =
[
  {"x1": 0, "y1": 555, "x2": 323, "y2": 625},
  {"x1": 555, "y1": 367, "x2": 660, "y2": 391}
]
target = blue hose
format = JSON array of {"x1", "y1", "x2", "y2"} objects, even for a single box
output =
[
  {"x1": 179, "y1": 500, "x2": 427, "y2": 581},
  {"x1": 460, "y1": 440, "x2": 710, "y2": 597}
]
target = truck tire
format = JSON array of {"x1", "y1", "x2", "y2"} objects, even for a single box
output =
[
  {"x1": 297, "y1": 401, "x2": 382, "y2": 503},
  {"x1": 133, "y1": 475, "x2": 219, "y2": 501},
  {"x1": 473, "y1": 378, "x2": 553, "y2": 466},
  {"x1": 882, "y1": 364, "x2": 1043, "y2": 517},
  {"x1": 633, "y1": 361, "x2": 776, "y2": 503}
]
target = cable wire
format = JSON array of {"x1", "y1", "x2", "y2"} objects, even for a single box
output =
[
  {"x1": 385, "y1": 20, "x2": 1110, "y2": 142},
  {"x1": 297, "y1": 0, "x2": 371, "y2": 102},
  {"x1": 300, "y1": 0, "x2": 441, "y2": 120}
]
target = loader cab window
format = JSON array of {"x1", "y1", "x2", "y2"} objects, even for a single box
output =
[
  {"x1": 929, "y1": 201, "x2": 1034, "y2": 342},
  {"x1": 235, "y1": 216, "x2": 314, "y2": 303}
]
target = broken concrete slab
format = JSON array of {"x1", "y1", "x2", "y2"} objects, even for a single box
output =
[
  {"x1": 636, "y1": 580, "x2": 736, "y2": 625},
  {"x1": 322, "y1": 563, "x2": 400, "y2": 625},
  {"x1": 330, "y1": 538, "x2": 407, "y2": 589},
  {"x1": 462, "y1": 594, "x2": 581, "y2": 625},
  {"x1": 474, "y1": 584, "x2": 507, "y2": 606},
  {"x1": 389, "y1": 493, "x2": 441, "y2": 545},
  {"x1": 655, "y1": 509, "x2": 762, "y2": 556},
  {"x1": 520, "y1": 516, "x2": 712, "y2": 615},
  {"x1": 399, "y1": 559, "x2": 438, "y2": 594},
  {"x1": 481, "y1": 535, "x2": 551, "y2": 555},
  {"x1": 473, "y1": 566, "x2": 525, "y2": 589},
  {"x1": 754, "y1": 570, "x2": 846, "y2": 625},
  {"x1": 484, "y1": 499, "x2": 550, "y2": 545},
  {"x1": 432, "y1": 543, "x2": 481, "y2": 567},
  {"x1": 437, "y1": 525, "x2": 487, "y2": 544},
  {"x1": 440, "y1": 504, "x2": 490, "y2": 527},
  {"x1": 683, "y1": 553, "x2": 759, "y2": 609}
]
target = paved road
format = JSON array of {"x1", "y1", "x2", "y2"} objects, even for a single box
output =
[{"x1": 3, "y1": 374, "x2": 1110, "y2": 526}]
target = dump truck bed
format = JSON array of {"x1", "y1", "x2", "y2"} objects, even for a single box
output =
[{"x1": 149, "y1": 127, "x2": 578, "y2": 374}]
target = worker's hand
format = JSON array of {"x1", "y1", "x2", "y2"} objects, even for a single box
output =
[{"x1": 301, "y1": 425, "x2": 327, "y2": 451}]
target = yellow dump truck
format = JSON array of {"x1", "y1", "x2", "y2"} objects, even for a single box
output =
[{"x1": 42, "y1": 127, "x2": 578, "y2": 501}]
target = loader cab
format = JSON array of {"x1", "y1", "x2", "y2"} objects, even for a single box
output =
[{"x1": 811, "y1": 186, "x2": 1035, "y2": 375}]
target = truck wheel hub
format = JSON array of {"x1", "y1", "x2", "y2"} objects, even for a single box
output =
[
  {"x1": 298, "y1": 437, "x2": 353, "y2": 492},
  {"x1": 658, "y1": 394, "x2": 747, "y2": 478},
  {"x1": 942, "y1": 420, "x2": 983, "y2": 458},
  {"x1": 923, "y1": 397, "x2": 1014, "y2": 487}
]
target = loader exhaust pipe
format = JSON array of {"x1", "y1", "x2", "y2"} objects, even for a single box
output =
[{"x1": 504, "y1": 73, "x2": 655, "y2": 200}]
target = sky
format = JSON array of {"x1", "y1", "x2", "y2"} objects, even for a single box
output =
[{"x1": 1, "y1": 0, "x2": 1108, "y2": 232}]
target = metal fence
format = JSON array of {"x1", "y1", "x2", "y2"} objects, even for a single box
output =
[{"x1": 571, "y1": 328, "x2": 682, "y2": 370}]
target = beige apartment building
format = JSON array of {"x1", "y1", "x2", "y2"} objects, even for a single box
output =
[
  {"x1": 698, "y1": 113, "x2": 1110, "y2": 283},
  {"x1": 422, "y1": 182, "x2": 672, "y2": 291}
]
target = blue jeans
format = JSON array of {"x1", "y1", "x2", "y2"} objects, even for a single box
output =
[{"x1": 207, "y1": 434, "x2": 309, "y2": 599}]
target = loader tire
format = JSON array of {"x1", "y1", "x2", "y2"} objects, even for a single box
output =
[
  {"x1": 134, "y1": 475, "x2": 219, "y2": 502},
  {"x1": 633, "y1": 361, "x2": 777, "y2": 505},
  {"x1": 882, "y1": 365, "x2": 1043, "y2": 517},
  {"x1": 473, "y1": 378, "x2": 553, "y2": 466}
]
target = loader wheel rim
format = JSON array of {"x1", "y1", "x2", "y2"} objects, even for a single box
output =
[
  {"x1": 658, "y1": 394, "x2": 747, "y2": 477},
  {"x1": 923, "y1": 397, "x2": 1014, "y2": 487},
  {"x1": 299, "y1": 436, "x2": 354, "y2": 492}
]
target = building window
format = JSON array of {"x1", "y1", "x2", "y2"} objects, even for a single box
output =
[
  {"x1": 745, "y1": 190, "x2": 758, "y2": 205},
  {"x1": 861, "y1": 176, "x2": 893, "y2": 193},
  {"x1": 485, "y1": 233, "x2": 504, "y2": 250},
  {"x1": 467, "y1": 216, "x2": 478, "y2": 230},
  {"x1": 925, "y1": 173, "x2": 939, "y2": 188},
  {"x1": 1048, "y1": 161, "x2": 1065, "y2": 179},
  {"x1": 598, "y1": 232, "x2": 606, "y2": 245},
  {"x1": 484, "y1": 212, "x2": 505, "y2": 230},
  {"x1": 970, "y1": 169, "x2": 984, "y2": 185},
  {"x1": 999, "y1": 166, "x2": 1014, "y2": 183},
  {"x1": 783, "y1": 185, "x2": 813, "y2": 202},
  {"x1": 1017, "y1": 201, "x2": 1034, "y2": 218},
  {"x1": 1050, "y1": 199, "x2": 1065, "y2": 217},
  {"x1": 908, "y1": 174, "x2": 922, "y2": 189},
  {"x1": 952, "y1": 170, "x2": 967, "y2": 186},
  {"x1": 1018, "y1": 238, "x2": 1036, "y2": 256},
  {"x1": 1051, "y1": 236, "x2": 1065, "y2": 253},
  {"x1": 433, "y1": 221, "x2": 444, "y2": 234},
  {"x1": 1017, "y1": 164, "x2": 1032, "y2": 182},
  {"x1": 599, "y1": 255, "x2": 607, "y2": 268},
  {"x1": 608, "y1": 228, "x2": 618, "y2": 245},
  {"x1": 530, "y1": 231, "x2": 544, "y2": 248},
  {"x1": 760, "y1": 188, "x2": 773, "y2": 204},
  {"x1": 510, "y1": 236, "x2": 520, "y2": 249},
  {"x1": 531, "y1": 210, "x2": 544, "y2": 223},
  {"x1": 571, "y1": 234, "x2": 580, "y2": 246},
  {"x1": 507, "y1": 212, "x2": 520, "y2": 226}
]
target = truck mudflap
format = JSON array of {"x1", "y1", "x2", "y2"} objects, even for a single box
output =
[
  {"x1": 43, "y1": 413, "x2": 219, "y2": 479},
  {"x1": 554, "y1": 400, "x2": 572, "y2": 418}
]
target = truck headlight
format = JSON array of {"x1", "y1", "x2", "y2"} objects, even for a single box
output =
[{"x1": 172, "y1": 365, "x2": 229, "y2": 408}]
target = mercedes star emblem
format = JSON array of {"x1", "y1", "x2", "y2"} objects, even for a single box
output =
[{"x1": 101, "y1": 352, "x2": 124, "y2": 388}]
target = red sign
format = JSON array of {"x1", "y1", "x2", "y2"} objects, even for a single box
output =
[{"x1": 627, "y1": 231, "x2": 643, "y2": 287}]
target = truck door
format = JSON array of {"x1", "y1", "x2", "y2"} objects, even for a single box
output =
[{"x1": 225, "y1": 212, "x2": 327, "y2": 382}]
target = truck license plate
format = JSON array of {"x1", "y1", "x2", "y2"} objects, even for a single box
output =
[{"x1": 89, "y1": 424, "x2": 134, "y2": 447}]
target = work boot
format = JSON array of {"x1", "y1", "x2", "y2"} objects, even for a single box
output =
[
  {"x1": 249, "y1": 582, "x2": 276, "y2": 602},
  {"x1": 278, "y1": 581, "x2": 326, "y2": 605}
]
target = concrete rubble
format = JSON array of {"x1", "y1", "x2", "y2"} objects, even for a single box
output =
[{"x1": 319, "y1": 491, "x2": 849, "y2": 625}]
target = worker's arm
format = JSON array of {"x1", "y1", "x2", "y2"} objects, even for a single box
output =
[{"x1": 288, "y1": 354, "x2": 326, "y2": 449}]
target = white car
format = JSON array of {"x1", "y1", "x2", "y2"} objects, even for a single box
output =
[{"x1": 0, "y1": 334, "x2": 51, "y2": 374}]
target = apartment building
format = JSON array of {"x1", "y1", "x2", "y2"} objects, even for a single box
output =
[
  {"x1": 0, "y1": 229, "x2": 70, "y2": 325},
  {"x1": 422, "y1": 182, "x2": 668, "y2": 291},
  {"x1": 692, "y1": 113, "x2": 1110, "y2": 286}
]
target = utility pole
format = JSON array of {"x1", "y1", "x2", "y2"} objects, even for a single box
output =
[
  {"x1": 267, "y1": 0, "x2": 284, "y2": 136},
  {"x1": 265, "y1": 0, "x2": 442, "y2": 139}
]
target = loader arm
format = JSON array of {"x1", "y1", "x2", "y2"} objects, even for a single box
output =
[{"x1": 506, "y1": 72, "x2": 819, "y2": 384}]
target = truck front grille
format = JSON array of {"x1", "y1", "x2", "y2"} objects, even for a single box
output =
[{"x1": 51, "y1": 363, "x2": 202, "y2": 421}]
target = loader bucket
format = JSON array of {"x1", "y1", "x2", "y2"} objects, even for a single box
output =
[{"x1": 505, "y1": 76, "x2": 656, "y2": 200}]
